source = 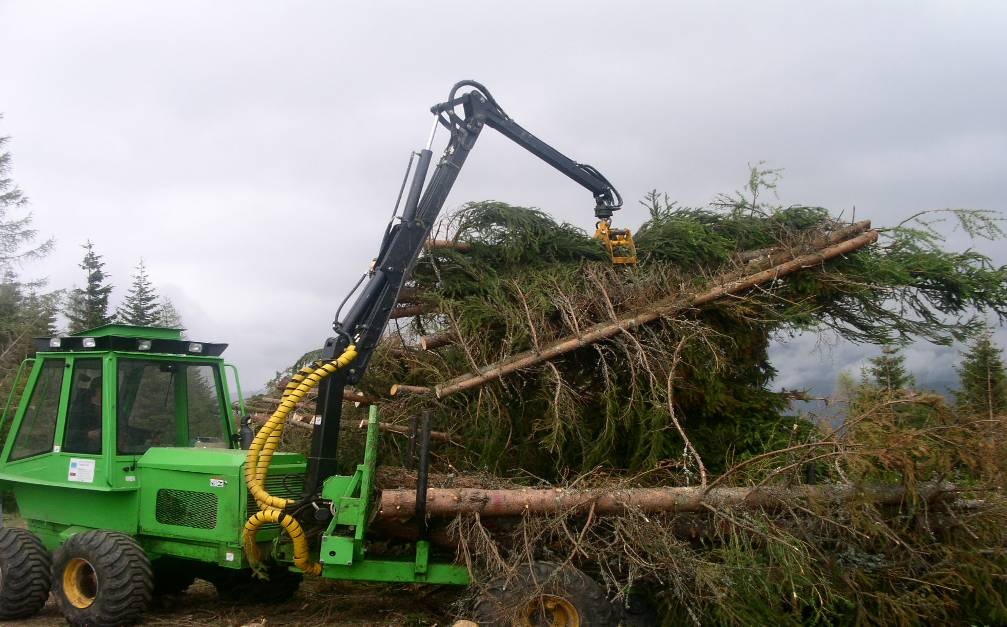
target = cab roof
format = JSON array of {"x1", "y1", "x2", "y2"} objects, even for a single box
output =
[
  {"x1": 71, "y1": 324, "x2": 184, "y2": 340},
  {"x1": 34, "y1": 324, "x2": 227, "y2": 357}
]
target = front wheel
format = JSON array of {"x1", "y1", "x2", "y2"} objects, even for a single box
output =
[
  {"x1": 0, "y1": 527, "x2": 52, "y2": 619},
  {"x1": 474, "y1": 561, "x2": 616, "y2": 626},
  {"x1": 52, "y1": 530, "x2": 153, "y2": 626}
]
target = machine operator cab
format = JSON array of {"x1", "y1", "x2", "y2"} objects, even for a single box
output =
[{"x1": 0, "y1": 325, "x2": 245, "y2": 491}]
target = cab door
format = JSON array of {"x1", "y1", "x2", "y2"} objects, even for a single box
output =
[{"x1": 1, "y1": 357, "x2": 70, "y2": 482}]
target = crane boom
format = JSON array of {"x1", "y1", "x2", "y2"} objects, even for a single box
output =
[{"x1": 305, "y1": 80, "x2": 622, "y2": 494}]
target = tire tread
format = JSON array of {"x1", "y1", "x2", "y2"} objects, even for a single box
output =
[
  {"x1": 0, "y1": 527, "x2": 52, "y2": 619},
  {"x1": 52, "y1": 530, "x2": 153, "y2": 626}
]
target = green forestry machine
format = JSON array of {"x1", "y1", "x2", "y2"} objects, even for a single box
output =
[{"x1": 0, "y1": 81, "x2": 628, "y2": 626}]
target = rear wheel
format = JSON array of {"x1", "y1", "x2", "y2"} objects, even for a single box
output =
[
  {"x1": 474, "y1": 562, "x2": 616, "y2": 626},
  {"x1": 52, "y1": 530, "x2": 153, "y2": 626},
  {"x1": 0, "y1": 527, "x2": 52, "y2": 619}
]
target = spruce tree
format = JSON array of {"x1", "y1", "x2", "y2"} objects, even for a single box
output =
[
  {"x1": 65, "y1": 241, "x2": 114, "y2": 333},
  {"x1": 954, "y1": 326, "x2": 1007, "y2": 419},
  {"x1": 0, "y1": 131, "x2": 53, "y2": 269},
  {"x1": 863, "y1": 344, "x2": 915, "y2": 395},
  {"x1": 0, "y1": 125, "x2": 57, "y2": 396},
  {"x1": 156, "y1": 297, "x2": 184, "y2": 330},
  {"x1": 116, "y1": 259, "x2": 159, "y2": 326}
]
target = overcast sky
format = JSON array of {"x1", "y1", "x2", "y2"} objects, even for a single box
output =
[{"x1": 1, "y1": 1, "x2": 1004, "y2": 394}]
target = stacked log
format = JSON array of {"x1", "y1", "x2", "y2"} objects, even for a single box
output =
[
  {"x1": 376, "y1": 481, "x2": 954, "y2": 519},
  {"x1": 433, "y1": 226, "x2": 878, "y2": 398}
]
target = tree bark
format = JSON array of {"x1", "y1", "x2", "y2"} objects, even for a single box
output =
[
  {"x1": 735, "y1": 221, "x2": 871, "y2": 265},
  {"x1": 396, "y1": 286, "x2": 427, "y2": 304},
  {"x1": 247, "y1": 388, "x2": 380, "y2": 408},
  {"x1": 376, "y1": 481, "x2": 952, "y2": 519},
  {"x1": 389, "y1": 304, "x2": 434, "y2": 319},
  {"x1": 343, "y1": 389, "x2": 380, "y2": 406},
  {"x1": 248, "y1": 413, "x2": 455, "y2": 443},
  {"x1": 434, "y1": 229, "x2": 879, "y2": 398},
  {"x1": 424, "y1": 239, "x2": 473, "y2": 252},
  {"x1": 420, "y1": 332, "x2": 457, "y2": 351},
  {"x1": 390, "y1": 383, "x2": 433, "y2": 396}
]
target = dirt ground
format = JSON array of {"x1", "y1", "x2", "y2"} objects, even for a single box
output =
[
  {"x1": 3, "y1": 514, "x2": 464, "y2": 627},
  {"x1": 12, "y1": 580, "x2": 462, "y2": 627}
]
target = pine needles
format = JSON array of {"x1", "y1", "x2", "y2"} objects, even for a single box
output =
[{"x1": 261, "y1": 170, "x2": 1007, "y2": 624}]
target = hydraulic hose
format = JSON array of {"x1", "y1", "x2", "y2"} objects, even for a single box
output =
[
  {"x1": 243, "y1": 509, "x2": 322, "y2": 576},
  {"x1": 242, "y1": 345, "x2": 357, "y2": 576},
  {"x1": 244, "y1": 345, "x2": 357, "y2": 510}
]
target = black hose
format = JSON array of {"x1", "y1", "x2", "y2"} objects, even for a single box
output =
[
  {"x1": 333, "y1": 272, "x2": 367, "y2": 326},
  {"x1": 448, "y1": 80, "x2": 509, "y2": 119}
]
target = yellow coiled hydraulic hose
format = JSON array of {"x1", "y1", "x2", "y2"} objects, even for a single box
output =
[
  {"x1": 243, "y1": 509, "x2": 322, "y2": 576},
  {"x1": 242, "y1": 345, "x2": 357, "y2": 575}
]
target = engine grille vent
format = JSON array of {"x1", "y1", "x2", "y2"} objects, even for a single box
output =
[
  {"x1": 155, "y1": 489, "x2": 218, "y2": 529},
  {"x1": 246, "y1": 473, "x2": 305, "y2": 518}
]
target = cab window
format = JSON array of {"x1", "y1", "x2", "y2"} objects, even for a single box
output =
[
  {"x1": 186, "y1": 365, "x2": 226, "y2": 446},
  {"x1": 116, "y1": 359, "x2": 228, "y2": 455},
  {"x1": 63, "y1": 359, "x2": 103, "y2": 455},
  {"x1": 10, "y1": 359, "x2": 65, "y2": 461}
]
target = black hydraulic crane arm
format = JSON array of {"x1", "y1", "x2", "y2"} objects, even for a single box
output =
[{"x1": 304, "y1": 81, "x2": 622, "y2": 494}]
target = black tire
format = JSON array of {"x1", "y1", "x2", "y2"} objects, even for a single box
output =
[
  {"x1": 474, "y1": 561, "x2": 616, "y2": 626},
  {"x1": 52, "y1": 530, "x2": 153, "y2": 626},
  {"x1": 0, "y1": 527, "x2": 52, "y2": 619},
  {"x1": 209, "y1": 566, "x2": 302, "y2": 604}
]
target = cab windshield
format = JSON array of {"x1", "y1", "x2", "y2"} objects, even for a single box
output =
[{"x1": 116, "y1": 359, "x2": 229, "y2": 455}]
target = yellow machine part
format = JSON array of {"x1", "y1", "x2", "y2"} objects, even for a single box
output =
[
  {"x1": 594, "y1": 220, "x2": 638, "y2": 265},
  {"x1": 242, "y1": 345, "x2": 358, "y2": 576}
]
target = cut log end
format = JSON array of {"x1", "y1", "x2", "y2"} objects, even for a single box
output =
[
  {"x1": 390, "y1": 383, "x2": 433, "y2": 396},
  {"x1": 420, "y1": 332, "x2": 457, "y2": 351}
]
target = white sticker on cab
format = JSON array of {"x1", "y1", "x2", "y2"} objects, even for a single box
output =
[{"x1": 68, "y1": 458, "x2": 96, "y2": 483}]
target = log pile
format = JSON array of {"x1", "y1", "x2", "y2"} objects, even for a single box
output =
[
  {"x1": 255, "y1": 194, "x2": 1007, "y2": 624},
  {"x1": 432, "y1": 225, "x2": 877, "y2": 398}
]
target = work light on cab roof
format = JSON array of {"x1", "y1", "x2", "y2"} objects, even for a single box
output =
[{"x1": 37, "y1": 324, "x2": 228, "y2": 357}]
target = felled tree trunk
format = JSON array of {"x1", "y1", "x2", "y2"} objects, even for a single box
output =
[
  {"x1": 390, "y1": 384, "x2": 433, "y2": 396},
  {"x1": 248, "y1": 412, "x2": 456, "y2": 443},
  {"x1": 396, "y1": 287, "x2": 427, "y2": 304},
  {"x1": 424, "y1": 239, "x2": 473, "y2": 252},
  {"x1": 433, "y1": 228, "x2": 878, "y2": 398},
  {"x1": 735, "y1": 220, "x2": 871, "y2": 265},
  {"x1": 389, "y1": 304, "x2": 435, "y2": 319},
  {"x1": 420, "y1": 332, "x2": 457, "y2": 351},
  {"x1": 376, "y1": 481, "x2": 952, "y2": 519},
  {"x1": 247, "y1": 389, "x2": 380, "y2": 408}
]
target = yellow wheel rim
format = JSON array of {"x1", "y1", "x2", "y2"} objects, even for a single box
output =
[
  {"x1": 521, "y1": 594, "x2": 580, "y2": 627},
  {"x1": 63, "y1": 557, "x2": 98, "y2": 609}
]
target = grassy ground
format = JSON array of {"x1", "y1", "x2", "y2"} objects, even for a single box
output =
[{"x1": 4, "y1": 514, "x2": 462, "y2": 627}]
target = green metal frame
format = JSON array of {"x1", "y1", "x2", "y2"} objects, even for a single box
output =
[
  {"x1": 0, "y1": 326, "x2": 469, "y2": 588},
  {"x1": 0, "y1": 332, "x2": 245, "y2": 556},
  {"x1": 0, "y1": 358, "x2": 33, "y2": 435},
  {"x1": 316, "y1": 405, "x2": 469, "y2": 585},
  {"x1": 224, "y1": 363, "x2": 247, "y2": 417}
]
